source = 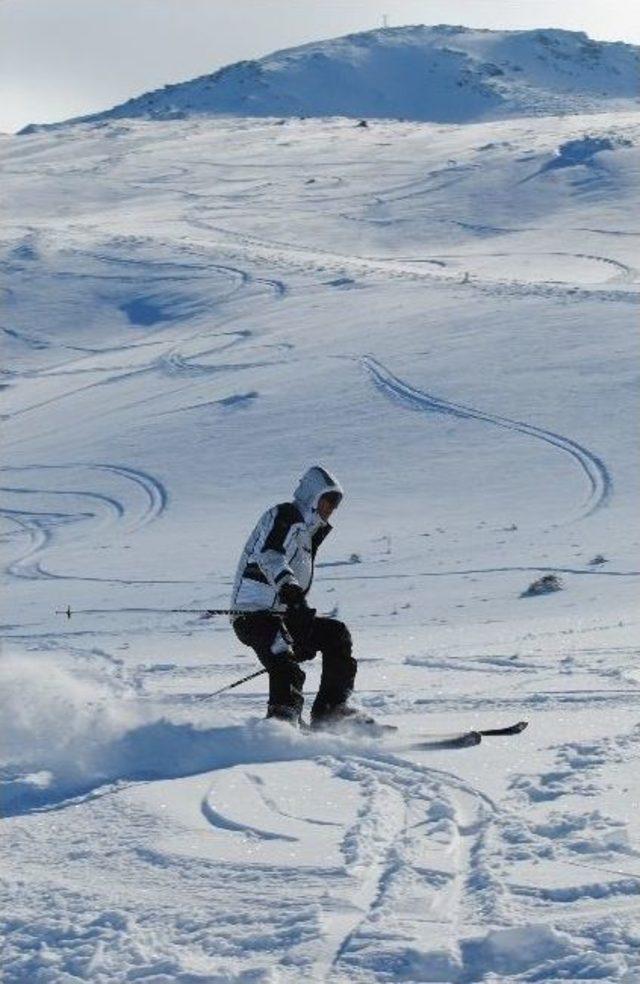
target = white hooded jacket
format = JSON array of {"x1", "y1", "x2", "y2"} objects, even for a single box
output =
[{"x1": 230, "y1": 466, "x2": 343, "y2": 617}]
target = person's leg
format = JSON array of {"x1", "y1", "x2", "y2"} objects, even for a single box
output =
[
  {"x1": 305, "y1": 617, "x2": 357, "y2": 723},
  {"x1": 233, "y1": 614, "x2": 306, "y2": 722}
]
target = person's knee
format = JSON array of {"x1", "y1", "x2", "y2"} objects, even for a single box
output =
[{"x1": 329, "y1": 620, "x2": 352, "y2": 655}]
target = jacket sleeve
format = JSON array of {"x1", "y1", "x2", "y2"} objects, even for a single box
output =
[
  {"x1": 311, "y1": 523, "x2": 332, "y2": 558},
  {"x1": 256, "y1": 504, "x2": 301, "y2": 590}
]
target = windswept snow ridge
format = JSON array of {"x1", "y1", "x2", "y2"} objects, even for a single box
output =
[{"x1": 540, "y1": 134, "x2": 633, "y2": 173}]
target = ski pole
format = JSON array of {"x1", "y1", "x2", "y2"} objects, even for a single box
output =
[
  {"x1": 55, "y1": 606, "x2": 251, "y2": 619},
  {"x1": 192, "y1": 668, "x2": 267, "y2": 701}
]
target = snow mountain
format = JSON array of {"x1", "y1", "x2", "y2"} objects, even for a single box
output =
[{"x1": 22, "y1": 25, "x2": 640, "y2": 132}]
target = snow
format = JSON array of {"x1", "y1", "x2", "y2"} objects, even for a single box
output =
[{"x1": 2, "y1": 25, "x2": 640, "y2": 983}]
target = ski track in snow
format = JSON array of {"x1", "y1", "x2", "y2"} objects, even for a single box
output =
[
  {"x1": 197, "y1": 737, "x2": 640, "y2": 982},
  {"x1": 317, "y1": 754, "x2": 501, "y2": 982},
  {"x1": 184, "y1": 210, "x2": 640, "y2": 303},
  {"x1": 318, "y1": 564, "x2": 640, "y2": 582},
  {"x1": 2, "y1": 275, "x2": 286, "y2": 431},
  {"x1": 362, "y1": 355, "x2": 613, "y2": 520},
  {"x1": 0, "y1": 725, "x2": 513, "y2": 980},
  {"x1": 10, "y1": 329, "x2": 251, "y2": 381},
  {"x1": 0, "y1": 463, "x2": 169, "y2": 581},
  {"x1": 3, "y1": 703, "x2": 640, "y2": 980},
  {"x1": 65, "y1": 738, "x2": 640, "y2": 979}
]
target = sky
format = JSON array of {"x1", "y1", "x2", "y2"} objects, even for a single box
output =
[{"x1": 1, "y1": 0, "x2": 639, "y2": 133}]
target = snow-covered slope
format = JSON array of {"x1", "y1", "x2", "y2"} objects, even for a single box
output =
[
  {"x1": 22, "y1": 25, "x2": 640, "y2": 132},
  {"x1": 2, "y1": 69, "x2": 640, "y2": 984}
]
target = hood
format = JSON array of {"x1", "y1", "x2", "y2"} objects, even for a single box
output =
[{"x1": 293, "y1": 466, "x2": 343, "y2": 515}]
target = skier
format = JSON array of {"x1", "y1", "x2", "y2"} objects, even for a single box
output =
[{"x1": 231, "y1": 465, "x2": 373, "y2": 731}]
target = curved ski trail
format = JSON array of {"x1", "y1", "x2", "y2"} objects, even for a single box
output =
[
  {"x1": 362, "y1": 355, "x2": 612, "y2": 519},
  {"x1": 0, "y1": 462, "x2": 168, "y2": 580}
]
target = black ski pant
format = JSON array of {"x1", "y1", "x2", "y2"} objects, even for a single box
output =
[{"x1": 232, "y1": 612, "x2": 357, "y2": 721}]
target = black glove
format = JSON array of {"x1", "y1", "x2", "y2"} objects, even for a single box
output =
[
  {"x1": 279, "y1": 582, "x2": 315, "y2": 638},
  {"x1": 278, "y1": 582, "x2": 306, "y2": 609}
]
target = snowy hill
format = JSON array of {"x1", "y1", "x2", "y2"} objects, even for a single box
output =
[
  {"x1": 22, "y1": 25, "x2": 640, "y2": 132},
  {"x1": 2, "y1": 32, "x2": 640, "y2": 984}
]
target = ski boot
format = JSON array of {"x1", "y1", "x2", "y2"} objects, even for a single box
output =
[{"x1": 266, "y1": 704, "x2": 302, "y2": 728}]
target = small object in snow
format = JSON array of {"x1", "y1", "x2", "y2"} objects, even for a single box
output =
[
  {"x1": 325, "y1": 276, "x2": 355, "y2": 287},
  {"x1": 521, "y1": 573, "x2": 563, "y2": 597},
  {"x1": 588, "y1": 554, "x2": 607, "y2": 566},
  {"x1": 349, "y1": 553, "x2": 361, "y2": 564},
  {"x1": 356, "y1": 119, "x2": 369, "y2": 128}
]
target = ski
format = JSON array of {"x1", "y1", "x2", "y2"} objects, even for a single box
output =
[
  {"x1": 477, "y1": 720, "x2": 528, "y2": 736},
  {"x1": 394, "y1": 719, "x2": 528, "y2": 751},
  {"x1": 297, "y1": 719, "x2": 527, "y2": 746},
  {"x1": 409, "y1": 730, "x2": 482, "y2": 749}
]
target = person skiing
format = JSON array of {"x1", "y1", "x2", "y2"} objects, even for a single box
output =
[{"x1": 230, "y1": 465, "x2": 372, "y2": 731}]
